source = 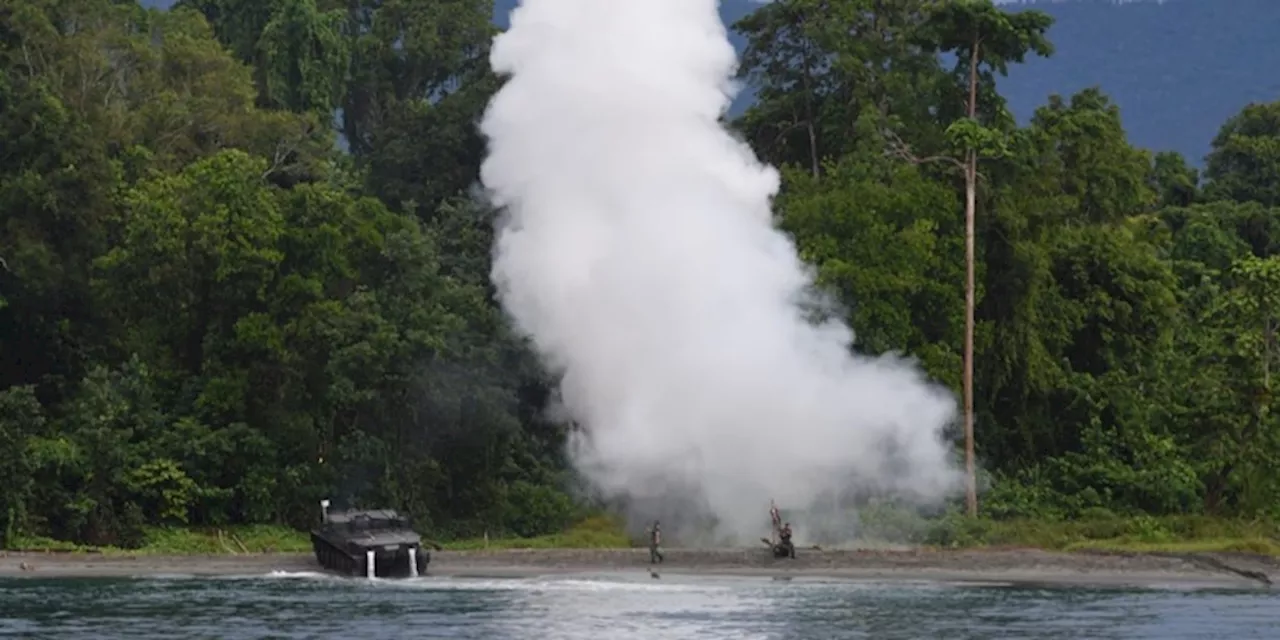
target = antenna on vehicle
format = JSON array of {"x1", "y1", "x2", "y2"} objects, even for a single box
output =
[{"x1": 320, "y1": 499, "x2": 331, "y2": 523}]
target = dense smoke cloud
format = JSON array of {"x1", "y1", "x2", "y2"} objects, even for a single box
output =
[{"x1": 479, "y1": 0, "x2": 963, "y2": 544}]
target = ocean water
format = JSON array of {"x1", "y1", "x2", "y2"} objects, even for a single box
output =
[{"x1": 1, "y1": 572, "x2": 1278, "y2": 639}]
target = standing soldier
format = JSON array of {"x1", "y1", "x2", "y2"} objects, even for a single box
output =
[
  {"x1": 779, "y1": 522, "x2": 795, "y2": 559},
  {"x1": 648, "y1": 520, "x2": 664, "y2": 564}
]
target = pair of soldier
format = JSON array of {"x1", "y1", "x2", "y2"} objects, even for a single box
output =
[{"x1": 646, "y1": 504, "x2": 793, "y2": 565}]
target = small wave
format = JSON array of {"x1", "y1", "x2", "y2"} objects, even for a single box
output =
[
  {"x1": 371, "y1": 575, "x2": 732, "y2": 595},
  {"x1": 261, "y1": 570, "x2": 334, "y2": 580},
  {"x1": 1138, "y1": 582, "x2": 1254, "y2": 593},
  {"x1": 197, "y1": 570, "x2": 743, "y2": 596},
  {"x1": 210, "y1": 570, "x2": 337, "y2": 582},
  {"x1": 135, "y1": 573, "x2": 199, "y2": 580},
  {"x1": 532, "y1": 578, "x2": 724, "y2": 594},
  {"x1": 940, "y1": 581, "x2": 1018, "y2": 588}
]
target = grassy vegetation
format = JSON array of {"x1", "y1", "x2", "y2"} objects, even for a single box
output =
[
  {"x1": 9, "y1": 525, "x2": 312, "y2": 555},
  {"x1": 8, "y1": 513, "x2": 1279, "y2": 557},
  {"x1": 4, "y1": 517, "x2": 634, "y2": 555},
  {"x1": 903, "y1": 513, "x2": 1280, "y2": 556},
  {"x1": 438, "y1": 516, "x2": 633, "y2": 550}
]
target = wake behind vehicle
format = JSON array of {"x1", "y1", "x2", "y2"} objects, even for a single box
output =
[{"x1": 311, "y1": 499, "x2": 430, "y2": 578}]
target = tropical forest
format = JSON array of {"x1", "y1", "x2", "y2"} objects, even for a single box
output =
[{"x1": 1, "y1": 0, "x2": 1278, "y2": 553}]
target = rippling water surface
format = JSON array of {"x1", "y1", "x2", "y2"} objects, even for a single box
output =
[{"x1": 2, "y1": 572, "x2": 1279, "y2": 639}]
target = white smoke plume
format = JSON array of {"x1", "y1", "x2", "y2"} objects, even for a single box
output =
[{"x1": 479, "y1": 0, "x2": 963, "y2": 544}]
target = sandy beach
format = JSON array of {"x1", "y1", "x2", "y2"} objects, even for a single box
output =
[{"x1": 2, "y1": 547, "x2": 1276, "y2": 589}]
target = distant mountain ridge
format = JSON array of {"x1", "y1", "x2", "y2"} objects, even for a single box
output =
[{"x1": 141, "y1": 0, "x2": 1280, "y2": 165}]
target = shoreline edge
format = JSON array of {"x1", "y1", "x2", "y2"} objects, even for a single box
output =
[{"x1": 1, "y1": 548, "x2": 1275, "y2": 589}]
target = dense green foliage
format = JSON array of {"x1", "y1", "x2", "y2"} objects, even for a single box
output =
[{"x1": 1, "y1": 0, "x2": 1278, "y2": 549}]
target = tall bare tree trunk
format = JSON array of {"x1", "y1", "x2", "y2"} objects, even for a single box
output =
[
  {"x1": 963, "y1": 38, "x2": 981, "y2": 518},
  {"x1": 963, "y1": 149, "x2": 977, "y2": 518}
]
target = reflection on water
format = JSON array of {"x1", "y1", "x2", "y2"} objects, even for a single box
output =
[{"x1": 1, "y1": 572, "x2": 1279, "y2": 639}]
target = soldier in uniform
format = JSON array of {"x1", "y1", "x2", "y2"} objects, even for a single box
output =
[
  {"x1": 778, "y1": 522, "x2": 795, "y2": 559},
  {"x1": 648, "y1": 520, "x2": 664, "y2": 564}
]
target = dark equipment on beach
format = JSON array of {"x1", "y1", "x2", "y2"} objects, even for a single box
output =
[
  {"x1": 311, "y1": 499, "x2": 430, "y2": 578},
  {"x1": 760, "y1": 537, "x2": 797, "y2": 559},
  {"x1": 759, "y1": 521, "x2": 797, "y2": 559}
]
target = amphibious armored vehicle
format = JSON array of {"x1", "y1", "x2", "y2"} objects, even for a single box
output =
[{"x1": 311, "y1": 500, "x2": 430, "y2": 578}]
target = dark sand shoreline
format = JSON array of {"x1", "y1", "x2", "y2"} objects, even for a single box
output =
[{"x1": 2, "y1": 548, "x2": 1276, "y2": 589}]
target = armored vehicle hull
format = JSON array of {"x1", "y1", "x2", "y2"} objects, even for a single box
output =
[{"x1": 311, "y1": 503, "x2": 430, "y2": 578}]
